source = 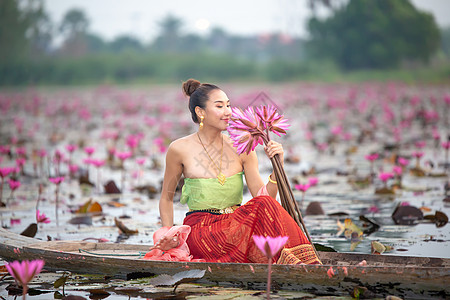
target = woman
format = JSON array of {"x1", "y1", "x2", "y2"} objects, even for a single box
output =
[{"x1": 155, "y1": 79, "x2": 320, "y2": 264}]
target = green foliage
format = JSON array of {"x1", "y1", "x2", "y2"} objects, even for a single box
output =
[
  {"x1": 441, "y1": 26, "x2": 450, "y2": 58},
  {"x1": 1, "y1": 53, "x2": 449, "y2": 86},
  {"x1": 307, "y1": 0, "x2": 441, "y2": 69},
  {"x1": 0, "y1": 0, "x2": 52, "y2": 62},
  {"x1": 0, "y1": 53, "x2": 257, "y2": 85},
  {"x1": 0, "y1": 0, "x2": 30, "y2": 61}
]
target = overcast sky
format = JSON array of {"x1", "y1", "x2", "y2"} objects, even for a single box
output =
[{"x1": 44, "y1": 0, "x2": 450, "y2": 42}]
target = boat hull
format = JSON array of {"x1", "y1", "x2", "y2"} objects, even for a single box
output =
[{"x1": 0, "y1": 228, "x2": 448, "y2": 298}]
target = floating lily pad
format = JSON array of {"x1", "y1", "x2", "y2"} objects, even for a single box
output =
[
  {"x1": 392, "y1": 205, "x2": 423, "y2": 225},
  {"x1": 149, "y1": 269, "x2": 206, "y2": 288},
  {"x1": 375, "y1": 186, "x2": 396, "y2": 195},
  {"x1": 68, "y1": 215, "x2": 93, "y2": 226},
  {"x1": 305, "y1": 201, "x2": 325, "y2": 215},
  {"x1": 20, "y1": 223, "x2": 37, "y2": 237}
]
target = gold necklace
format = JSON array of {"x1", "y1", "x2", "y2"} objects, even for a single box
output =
[{"x1": 197, "y1": 132, "x2": 226, "y2": 185}]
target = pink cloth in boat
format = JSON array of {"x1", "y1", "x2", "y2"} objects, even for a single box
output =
[
  {"x1": 143, "y1": 225, "x2": 204, "y2": 262},
  {"x1": 257, "y1": 184, "x2": 269, "y2": 197}
]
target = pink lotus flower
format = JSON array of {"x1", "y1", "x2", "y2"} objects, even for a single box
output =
[
  {"x1": 69, "y1": 164, "x2": 79, "y2": 173},
  {"x1": 317, "y1": 142, "x2": 328, "y2": 152},
  {"x1": 6, "y1": 259, "x2": 45, "y2": 298},
  {"x1": 153, "y1": 137, "x2": 167, "y2": 153},
  {"x1": 414, "y1": 141, "x2": 426, "y2": 148},
  {"x1": 432, "y1": 128, "x2": 440, "y2": 140},
  {"x1": 116, "y1": 151, "x2": 132, "y2": 161},
  {"x1": 49, "y1": 177, "x2": 64, "y2": 185},
  {"x1": 0, "y1": 167, "x2": 15, "y2": 178},
  {"x1": 442, "y1": 141, "x2": 450, "y2": 150},
  {"x1": 84, "y1": 147, "x2": 95, "y2": 156},
  {"x1": 295, "y1": 183, "x2": 310, "y2": 192},
  {"x1": 65, "y1": 144, "x2": 77, "y2": 153},
  {"x1": 367, "y1": 205, "x2": 380, "y2": 213},
  {"x1": 253, "y1": 235, "x2": 288, "y2": 259},
  {"x1": 228, "y1": 106, "x2": 263, "y2": 155},
  {"x1": 393, "y1": 166, "x2": 403, "y2": 176},
  {"x1": 308, "y1": 177, "x2": 319, "y2": 186},
  {"x1": 397, "y1": 157, "x2": 409, "y2": 166},
  {"x1": 37, "y1": 149, "x2": 47, "y2": 158},
  {"x1": 53, "y1": 150, "x2": 64, "y2": 164},
  {"x1": 90, "y1": 159, "x2": 105, "y2": 168},
  {"x1": 0, "y1": 145, "x2": 10, "y2": 155},
  {"x1": 228, "y1": 105, "x2": 290, "y2": 155},
  {"x1": 254, "y1": 105, "x2": 290, "y2": 137},
  {"x1": 36, "y1": 210, "x2": 50, "y2": 224},
  {"x1": 10, "y1": 218, "x2": 21, "y2": 225},
  {"x1": 253, "y1": 235, "x2": 288, "y2": 299},
  {"x1": 412, "y1": 151, "x2": 424, "y2": 159},
  {"x1": 364, "y1": 153, "x2": 379, "y2": 162},
  {"x1": 126, "y1": 135, "x2": 139, "y2": 149},
  {"x1": 378, "y1": 172, "x2": 394, "y2": 183},
  {"x1": 8, "y1": 179, "x2": 21, "y2": 191},
  {"x1": 16, "y1": 158, "x2": 26, "y2": 167},
  {"x1": 16, "y1": 147, "x2": 26, "y2": 157},
  {"x1": 330, "y1": 125, "x2": 342, "y2": 136},
  {"x1": 136, "y1": 158, "x2": 146, "y2": 165}
]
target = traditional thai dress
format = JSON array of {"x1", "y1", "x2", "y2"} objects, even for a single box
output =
[{"x1": 181, "y1": 172, "x2": 321, "y2": 264}]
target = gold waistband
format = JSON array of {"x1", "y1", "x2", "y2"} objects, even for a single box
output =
[{"x1": 188, "y1": 205, "x2": 240, "y2": 215}]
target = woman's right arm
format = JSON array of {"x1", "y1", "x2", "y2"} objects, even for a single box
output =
[{"x1": 159, "y1": 142, "x2": 183, "y2": 227}]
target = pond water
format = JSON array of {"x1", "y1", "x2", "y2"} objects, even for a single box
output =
[{"x1": 0, "y1": 82, "x2": 449, "y2": 299}]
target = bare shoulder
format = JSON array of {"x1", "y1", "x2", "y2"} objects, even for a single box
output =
[{"x1": 167, "y1": 134, "x2": 196, "y2": 156}]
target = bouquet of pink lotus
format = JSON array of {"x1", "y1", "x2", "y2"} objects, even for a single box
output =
[{"x1": 228, "y1": 105, "x2": 315, "y2": 251}]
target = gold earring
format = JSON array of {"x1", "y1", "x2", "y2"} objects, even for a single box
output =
[{"x1": 199, "y1": 116, "x2": 204, "y2": 129}]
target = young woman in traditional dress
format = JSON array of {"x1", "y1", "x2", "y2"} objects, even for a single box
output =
[{"x1": 151, "y1": 79, "x2": 320, "y2": 264}]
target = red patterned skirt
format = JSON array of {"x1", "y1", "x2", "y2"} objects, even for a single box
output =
[{"x1": 183, "y1": 195, "x2": 321, "y2": 264}]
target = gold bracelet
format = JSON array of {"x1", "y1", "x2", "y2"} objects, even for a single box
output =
[{"x1": 268, "y1": 174, "x2": 277, "y2": 184}]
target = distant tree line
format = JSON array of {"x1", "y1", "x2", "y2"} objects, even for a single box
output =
[
  {"x1": 0, "y1": 0, "x2": 447, "y2": 85},
  {"x1": 307, "y1": 0, "x2": 442, "y2": 69}
]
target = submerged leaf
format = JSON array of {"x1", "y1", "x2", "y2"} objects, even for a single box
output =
[
  {"x1": 54, "y1": 273, "x2": 69, "y2": 288},
  {"x1": 371, "y1": 241, "x2": 392, "y2": 254},
  {"x1": 313, "y1": 243, "x2": 337, "y2": 252}
]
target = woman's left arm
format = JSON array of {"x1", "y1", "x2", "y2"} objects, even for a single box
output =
[
  {"x1": 264, "y1": 140, "x2": 284, "y2": 197},
  {"x1": 242, "y1": 140, "x2": 284, "y2": 199}
]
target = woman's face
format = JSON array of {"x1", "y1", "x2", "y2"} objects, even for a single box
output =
[{"x1": 203, "y1": 89, "x2": 231, "y2": 131}]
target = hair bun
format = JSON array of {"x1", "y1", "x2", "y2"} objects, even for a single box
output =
[{"x1": 182, "y1": 79, "x2": 201, "y2": 97}]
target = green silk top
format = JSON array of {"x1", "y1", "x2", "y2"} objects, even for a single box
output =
[{"x1": 180, "y1": 172, "x2": 244, "y2": 210}]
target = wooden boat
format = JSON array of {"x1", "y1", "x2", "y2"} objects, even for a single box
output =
[{"x1": 0, "y1": 227, "x2": 448, "y2": 299}]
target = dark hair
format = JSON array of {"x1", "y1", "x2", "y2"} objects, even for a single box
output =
[{"x1": 182, "y1": 78, "x2": 220, "y2": 123}]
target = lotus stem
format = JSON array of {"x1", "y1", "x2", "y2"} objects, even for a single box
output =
[
  {"x1": 269, "y1": 154, "x2": 319, "y2": 259},
  {"x1": 266, "y1": 257, "x2": 272, "y2": 300}
]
